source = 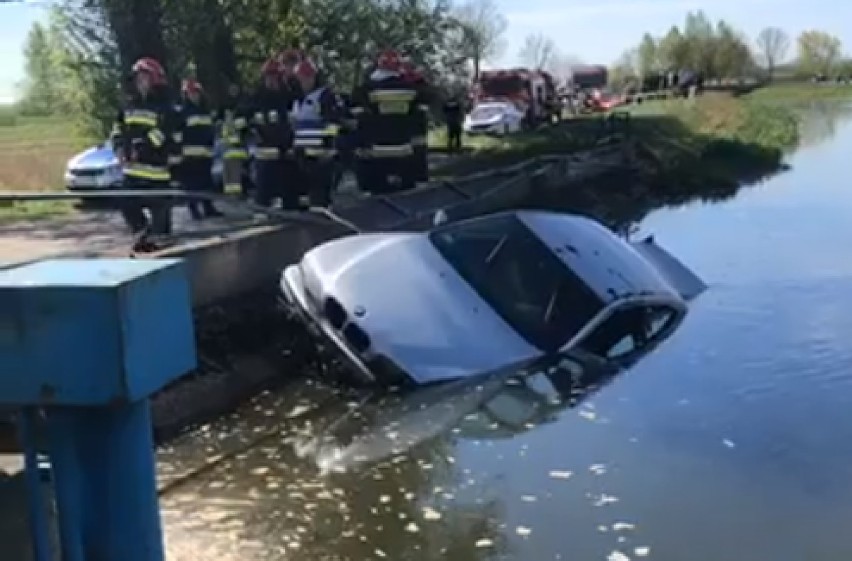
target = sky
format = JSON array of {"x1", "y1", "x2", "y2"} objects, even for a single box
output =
[{"x1": 2, "y1": 0, "x2": 852, "y2": 101}]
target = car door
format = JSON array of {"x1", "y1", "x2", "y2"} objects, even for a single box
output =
[{"x1": 570, "y1": 303, "x2": 684, "y2": 368}]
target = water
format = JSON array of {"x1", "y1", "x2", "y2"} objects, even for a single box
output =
[{"x1": 9, "y1": 103, "x2": 852, "y2": 561}]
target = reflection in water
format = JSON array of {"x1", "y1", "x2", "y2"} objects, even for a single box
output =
[
  {"x1": 793, "y1": 101, "x2": 852, "y2": 148},
  {"x1": 159, "y1": 318, "x2": 681, "y2": 560}
]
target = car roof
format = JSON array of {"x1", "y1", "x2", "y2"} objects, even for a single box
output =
[{"x1": 514, "y1": 210, "x2": 679, "y2": 302}]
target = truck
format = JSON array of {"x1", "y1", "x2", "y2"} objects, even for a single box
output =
[
  {"x1": 569, "y1": 65, "x2": 608, "y2": 91},
  {"x1": 471, "y1": 68, "x2": 559, "y2": 128}
]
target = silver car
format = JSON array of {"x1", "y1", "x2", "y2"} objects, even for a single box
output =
[{"x1": 280, "y1": 210, "x2": 706, "y2": 386}]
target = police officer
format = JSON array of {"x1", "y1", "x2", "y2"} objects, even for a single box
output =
[
  {"x1": 291, "y1": 58, "x2": 342, "y2": 208},
  {"x1": 250, "y1": 58, "x2": 296, "y2": 209},
  {"x1": 219, "y1": 83, "x2": 253, "y2": 199},
  {"x1": 351, "y1": 49, "x2": 426, "y2": 193},
  {"x1": 113, "y1": 57, "x2": 179, "y2": 236},
  {"x1": 177, "y1": 78, "x2": 222, "y2": 220}
]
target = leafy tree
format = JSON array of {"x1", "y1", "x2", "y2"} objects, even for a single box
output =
[
  {"x1": 517, "y1": 33, "x2": 556, "y2": 70},
  {"x1": 797, "y1": 30, "x2": 842, "y2": 77},
  {"x1": 756, "y1": 27, "x2": 790, "y2": 82},
  {"x1": 452, "y1": 0, "x2": 506, "y2": 80},
  {"x1": 20, "y1": 23, "x2": 62, "y2": 115},
  {"x1": 637, "y1": 33, "x2": 657, "y2": 77}
]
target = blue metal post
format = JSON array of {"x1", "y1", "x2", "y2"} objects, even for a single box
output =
[
  {"x1": 17, "y1": 407, "x2": 53, "y2": 561},
  {"x1": 0, "y1": 258, "x2": 197, "y2": 561}
]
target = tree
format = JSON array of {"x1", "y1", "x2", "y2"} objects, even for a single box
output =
[
  {"x1": 657, "y1": 26, "x2": 688, "y2": 70},
  {"x1": 453, "y1": 0, "x2": 506, "y2": 80},
  {"x1": 756, "y1": 27, "x2": 789, "y2": 81},
  {"x1": 797, "y1": 30, "x2": 842, "y2": 77},
  {"x1": 517, "y1": 33, "x2": 556, "y2": 70},
  {"x1": 610, "y1": 48, "x2": 638, "y2": 89},
  {"x1": 21, "y1": 23, "x2": 62, "y2": 115},
  {"x1": 637, "y1": 33, "x2": 657, "y2": 77}
]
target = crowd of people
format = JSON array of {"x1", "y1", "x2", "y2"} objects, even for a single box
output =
[{"x1": 111, "y1": 48, "x2": 438, "y2": 240}]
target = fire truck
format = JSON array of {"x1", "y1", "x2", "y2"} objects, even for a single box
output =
[{"x1": 471, "y1": 68, "x2": 560, "y2": 128}]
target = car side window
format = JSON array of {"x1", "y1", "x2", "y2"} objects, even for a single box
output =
[{"x1": 578, "y1": 305, "x2": 677, "y2": 360}]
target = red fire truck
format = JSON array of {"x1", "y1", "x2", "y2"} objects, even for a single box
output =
[{"x1": 471, "y1": 68, "x2": 560, "y2": 127}]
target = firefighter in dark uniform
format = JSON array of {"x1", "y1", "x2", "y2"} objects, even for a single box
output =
[
  {"x1": 219, "y1": 83, "x2": 253, "y2": 199},
  {"x1": 443, "y1": 95, "x2": 463, "y2": 153},
  {"x1": 351, "y1": 49, "x2": 426, "y2": 194},
  {"x1": 177, "y1": 78, "x2": 222, "y2": 220},
  {"x1": 250, "y1": 58, "x2": 296, "y2": 209},
  {"x1": 113, "y1": 57, "x2": 180, "y2": 236},
  {"x1": 401, "y1": 61, "x2": 432, "y2": 184},
  {"x1": 291, "y1": 58, "x2": 342, "y2": 208}
]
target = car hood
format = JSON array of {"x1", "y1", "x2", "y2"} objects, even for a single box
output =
[
  {"x1": 299, "y1": 233, "x2": 540, "y2": 384},
  {"x1": 68, "y1": 144, "x2": 117, "y2": 170}
]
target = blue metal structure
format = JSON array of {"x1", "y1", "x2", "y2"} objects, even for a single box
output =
[{"x1": 0, "y1": 258, "x2": 197, "y2": 561}]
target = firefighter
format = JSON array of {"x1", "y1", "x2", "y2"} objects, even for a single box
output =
[
  {"x1": 443, "y1": 94, "x2": 463, "y2": 153},
  {"x1": 218, "y1": 82, "x2": 253, "y2": 199},
  {"x1": 113, "y1": 57, "x2": 179, "y2": 236},
  {"x1": 177, "y1": 78, "x2": 222, "y2": 220},
  {"x1": 402, "y1": 60, "x2": 432, "y2": 184},
  {"x1": 291, "y1": 58, "x2": 342, "y2": 208},
  {"x1": 352, "y1": 49, "x2": 425, "y2": 194},
  {"x1": 250, "y1": 58, "x2": 297, "y2": 209}
]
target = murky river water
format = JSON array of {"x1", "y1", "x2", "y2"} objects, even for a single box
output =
[
  {"x1": 154, "y1": 103, "x2": 852, "y2": 561},
  {"x1": 7, "y1": 103, "x2": 852, "y2": 561}
]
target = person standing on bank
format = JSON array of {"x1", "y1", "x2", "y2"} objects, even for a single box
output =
[
  {"x1": 113, "y1": 57, "x2": 180, "y2": 236},
  {"x1": 443, "y1": 95, "x2": 463, "y2": 153},
  {"x1": 177, "y1": 78, "x2": 223, "y2": 220},
  {"x1": 251, "y1": 58, "x2": 297, "y2": 209},
  {"x1": 291, "y1": 58, "x2": 342, "y2": 208},
  {"x1": 218, "y1": 82, "x2": 254, "y2": 199}
]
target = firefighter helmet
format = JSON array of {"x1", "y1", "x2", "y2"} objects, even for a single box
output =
[
  {"x1": 279, "y1": 48, "x2": 303, "y2": 67},
  {"x1": 131, "y1": 57, "x2": 166, "y2": 85},
  {"x1": 294, "y1": 58, "x2": 318, "y2": 79},
  {"x1": 261, "y1": 58, "x2": 285, "y2": 77},
  {"x1": 376, "y1": 49, "x2": 402, "y2": 72},
  {"x1": 181, "y1": 78, "x2": 203, "y2": 96}
]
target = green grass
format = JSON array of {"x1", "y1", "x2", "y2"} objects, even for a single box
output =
[
  {"x1": 0, "y1": 200, "x2": 77, "y2": 223},
  {"x1": 746, "y1": 82, "x2": 852, "y2": 103}
]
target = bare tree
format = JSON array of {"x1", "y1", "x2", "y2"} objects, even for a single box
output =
[
  {"x1": 453, "y1": 0, "x2": 507, "y2": 81},
  {"x1": 756, "y1": 27, "x2": 790, "y2": 82},
  {"x1": 518, "y1": 33, "x2": 556, "y2": 70}
]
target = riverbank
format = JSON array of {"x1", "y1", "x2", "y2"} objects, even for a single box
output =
[{"x1": 747, "y1": 82, "x2": 852, "y2": 103}]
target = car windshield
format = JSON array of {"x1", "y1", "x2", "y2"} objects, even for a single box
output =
[
  {"x1": 470, "y1": 105, "x2": 506, "y2": 120},
  {"x1": 429, "y1": 214, "x2": 605, "y2": 352}
]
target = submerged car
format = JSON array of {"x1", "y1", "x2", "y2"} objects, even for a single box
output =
[
  {"x1": 280, "y1": 210, "x2": 706, "y2": 386},
  {"x1": 463, "y1": 101, "x2": 525, "y2": 136}
]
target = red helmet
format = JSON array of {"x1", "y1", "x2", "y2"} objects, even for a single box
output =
[
  {"x1": 131, "y1": 57, "x2": 166, "y2": 85},
  {"x1": 261, "y1": 58, "x2": 285, "y2": 77},
  {"x1": 376, "y1": 49, "x2": 401, "y2": 72},
  {"x1": 181, "y1": 78, "x2": 203, "y2": 96},
  {"x1": 294, "y1": 58, "x2": 318, "y2": 79},
  {"x1": 278, "y1": 48, "x2": 303, "y2": 67}
]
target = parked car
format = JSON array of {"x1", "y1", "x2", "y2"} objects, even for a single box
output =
[
  {"x1": 279, "y1": 210, "x2": 707, "y2": 386},
  {"x1": 64, "y1": 138, "x2": 229, "y2": 193},
  {"x1": 463, "y1": 101, "x2": 525, "y2": 136}
]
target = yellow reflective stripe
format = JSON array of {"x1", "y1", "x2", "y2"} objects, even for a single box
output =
[
  {"x1": 304, "y1": 148, "x2": 337, "y2": 158},
  {"x1": 224, "y1": 183, "x2": 242, "y2": 194},
  {"x1": 371, "y1": 144, "x2": 413, "y2": 156},
  {"x1": 233, "y1": 117, "x2": 247, "y2": 129},
  {"x1": 224, "y1": 149, "x2": 248, "y2": 159},
  {"x1": 295, "y1": 137, "x2": 323, "y2": 147},
  {"x1": 126, "y1": 115, "x2": 158, "y2": 127},
  {"x1": 147, "y1": 129, "x2": 165, "y2": 147},
  {"x1": 253, "y1": 112, "x2": 265, "y2": 124},
  {"x1": 225, "y1": 135, "x2": 241, "y2": 144},
  {"x1": 368, "y1": 89, "x2": 417, "y2": 102},
  {"x1": 167, "y1": 155, "x2": 183, "y2": 165},
  {"x1": 124, "y1": 164, "x2": 170, "y2": 181},
  {"x1": 182, "y1": 146, "x2": 213, "y2": 157},
  {"x1": 111, "y1": 123, "x2": 121, "y2": 135},
  {"x1": 255, "y1": 147, "x2": 280, "y2": 159},
  {"x1": 417, "y1": 104, "x2": 430, "y2": 111},
  {"x1": 172, "y1": 131, "x2": 183, "y2": 143},
  {"x1": 351, "y1": 107, "x2": 365, "y2": 114},
  {"x1": 187, "y1": 114, "x2": 213, "y2": 127}
]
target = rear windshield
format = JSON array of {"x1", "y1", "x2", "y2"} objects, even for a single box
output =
[{"x1": 429, "y1": 214, "x2": 605, "y2": 352}]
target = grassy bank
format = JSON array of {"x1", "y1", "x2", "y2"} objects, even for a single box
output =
[
  {"x1": 746, "y1": 82, "x2": 852, "y2": 103},
  {"x1": 625, "y1": 92, "x2": 799, "y2": 188}
]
